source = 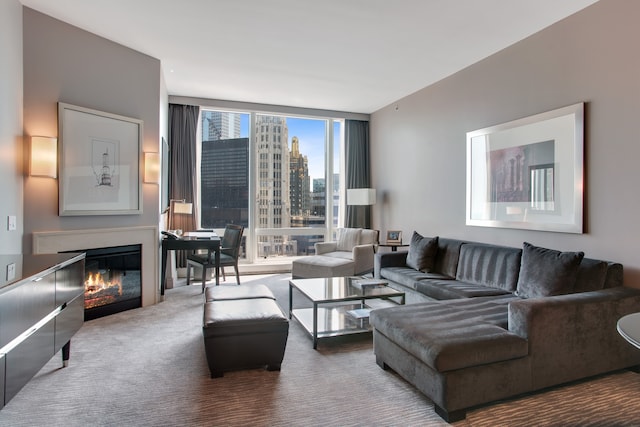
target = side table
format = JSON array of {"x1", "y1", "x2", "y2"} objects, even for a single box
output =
[
  {"x1": 378, "y1": 242, "x2": 409, "y2": 252},
  {"x1": 617, "y1": 312, "x2": 640, "y2": 349}
]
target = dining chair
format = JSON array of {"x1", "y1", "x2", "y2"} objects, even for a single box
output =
[{"x1": 186, "y1": 224, "x2": 244, "y2": 292}]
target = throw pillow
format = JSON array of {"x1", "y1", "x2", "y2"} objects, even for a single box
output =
[
  {"x1": 336, "y1": 228, "x2": 362, "y2": 251},
  {"x1": 406, "y1": 232, "x2": 439, "y2": 272},
  {"x1": 515, "y1": 242, "x2": 584, "y2": 298}
]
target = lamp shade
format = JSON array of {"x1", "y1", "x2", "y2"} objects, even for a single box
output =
[
  {"x1": 30, "y1": 136, "x2": 57, "y2": 178},
  {"x1": 347, "y1": 188, "x2": 376, "y2": 205},
  {"x1": 173, "y1": 201, "x2": 193, "y2": 214}
]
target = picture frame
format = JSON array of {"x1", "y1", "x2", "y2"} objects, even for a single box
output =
[
  {"x1": 58, "y1": 102, "x2": 143, "y2": 216},
  {"x1": 466, "y1": 102, "x2": 584, "y2": 233},
  {"x1": 386, "y1": 230, "x2": 402, "y2": 244}
]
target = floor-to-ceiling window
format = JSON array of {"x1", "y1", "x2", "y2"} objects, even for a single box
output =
[{"x1": 198, "y1": 109, "x2": 343, "y2": 265}]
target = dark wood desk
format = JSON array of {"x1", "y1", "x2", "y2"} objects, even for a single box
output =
[{"x1": 161, "y1": 236, "x2": 221, "y2": 295}]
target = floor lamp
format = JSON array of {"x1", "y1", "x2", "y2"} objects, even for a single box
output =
[{"x1": 347, "y1": 188, "x2": 376, "y2": 229}]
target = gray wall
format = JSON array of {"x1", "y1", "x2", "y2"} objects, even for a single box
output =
[
  {"x1": 0, "y1": 0, "x2": 24, "y2": 253},
  {"x1": 22, "y1": 8, "x2": 162, "y2": 252},
  {"x1": 370, "y1": 0, "x2": 640, "y2": 286}
]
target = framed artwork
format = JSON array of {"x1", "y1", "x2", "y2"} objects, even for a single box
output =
[
  {"x1": 386, "y1": 230, "x2": 402, "y2": 244},
  {"x1": 58, "y1": 103, "x2": 143, "y2": 216},
  {"x1": 466, "y1": 103, "x2": 584, "y2": 233}
]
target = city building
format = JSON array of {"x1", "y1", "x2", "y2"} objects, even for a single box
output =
[
  {"x1": 255, "y1": 115, "x2": 291, "y2": 257},
  {"x1": 289, "y1": 136, "x2": 310, "y2": 217},
  {"x1": 201, "y1": 110, "x2": 241, "y2": 141},
  {"x1": 200, "y1": 137, "x2": 249, "y2": 229}
]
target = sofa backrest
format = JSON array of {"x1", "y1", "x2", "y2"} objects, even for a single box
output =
[
  {"x1": 455, "y1": 243, "x2": 522, "y2": 292},
  {"x1": 360, "y1": 229, "x2": 379, "y2": 245},
  {"x1": 433, "y1": 238, "x2": 466, "y2": 278},
  {"x1": 574, "y1": 258, "x2": 623, "y2": 292}
]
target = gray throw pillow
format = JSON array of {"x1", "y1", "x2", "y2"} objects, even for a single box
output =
[
  {"x1": 406, "y1": 232, "x2": 438, "y2": 272},
  {"x1": 515, "y1": 242, "x2": 584, "y2": 298}
]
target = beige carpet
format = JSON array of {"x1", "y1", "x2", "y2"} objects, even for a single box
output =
[{"x1": 1, "y1": 274, "x2": 639, "y2": 426}]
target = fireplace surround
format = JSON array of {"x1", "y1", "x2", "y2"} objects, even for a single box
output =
[{"x1": 32, "y1": 226, "x2": 159, "y2": 307}]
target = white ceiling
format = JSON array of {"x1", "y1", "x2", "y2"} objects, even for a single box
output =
[{"x1": 20, "y1": 0, "x2": 599, "y2": 114}]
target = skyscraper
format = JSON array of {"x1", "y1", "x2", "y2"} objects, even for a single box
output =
[
  {"x1": 289, "y1": 136, "x2": 310, "y2": 216},
  {"x1": 202, "y1": 110, "x2": 241, "y2": 141},
  {"x1": 255, "y1": 115, "x2": 291, "y2": 256},
  {"x1": 200, "y1": 137, "x2": 249, "y2": 228}
]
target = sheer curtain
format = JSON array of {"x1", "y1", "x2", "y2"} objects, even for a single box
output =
[
  {"x1": 168, "y1": 103, "x2": 200, "y2": 266},
  {"x1": 345, "y1": 120, "x2": 372, "y2": 228}
]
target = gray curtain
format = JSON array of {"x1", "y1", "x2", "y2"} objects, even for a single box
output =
[
  {"x1": 345, "y1": 120, "x2": 372, "y2": 228},
  {"x1": 168, "y1": 103, "x2": 200, "y2": 266}
]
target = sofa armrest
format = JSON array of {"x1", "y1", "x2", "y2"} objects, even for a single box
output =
[
  {"x1": 352, "y1": 244, "x2": 376, "y2": 275},
  {"x1": 508, "y1": 287, "x2": 640, "y2": 390},
  {"x1": 374, "y1": 251, "x2": 409, "y2": 278},
  {"x1": 315, "y1": 242, "x2": 337, "y2": 255}
]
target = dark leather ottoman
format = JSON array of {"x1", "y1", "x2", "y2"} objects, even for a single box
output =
[
  {"x1": 205, "y1": 284, "x2": 275, "y2": 302},
  {"x1": 202, "y1": 295, "x2": 289, "y2": 378}
]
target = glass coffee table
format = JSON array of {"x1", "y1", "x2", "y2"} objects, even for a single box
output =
[{"x1": 289, "y1": 276, "x2": 405, "y2": 349}]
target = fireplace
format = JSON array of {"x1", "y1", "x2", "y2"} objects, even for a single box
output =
[{"x1": 65, "y1": 244, "x2": 142, "y2": 320}]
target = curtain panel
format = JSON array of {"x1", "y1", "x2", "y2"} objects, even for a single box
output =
[
  {"x1": 168, "y1": 103, "x2": 200, "y2": 266},
  {"x1": 345, "y1": 119, "x2": 372, "y2": 229}
]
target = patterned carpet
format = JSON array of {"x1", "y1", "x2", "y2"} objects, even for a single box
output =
[{"x1": 1, "y1": 274, "x2": 639, "y2": 426}]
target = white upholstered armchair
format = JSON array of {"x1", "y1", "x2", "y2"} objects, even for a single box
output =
[{"x1": 291, "y1": 228, "x2": 379, "y2": 279}]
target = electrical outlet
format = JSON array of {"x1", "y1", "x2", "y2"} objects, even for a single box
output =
[
  {"x1": 6, "y1": 263, "x2": 16, "y2": 281},
  {"x1": 7, "y1": 215, "x2": 16, "y2": 231}
]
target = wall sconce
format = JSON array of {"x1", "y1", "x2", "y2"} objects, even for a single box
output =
[
  {"x1": 144, "y1": 152, "x2": 160, "y2": 184},
  {"x1": 30, "y1": 136, "x2": 57, "y2": 178},
  {"x1": 347, "y1": 188, "x2": 377, "y2": 206}
]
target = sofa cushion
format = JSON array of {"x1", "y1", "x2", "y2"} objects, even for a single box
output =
[
  {"x1": 370, "y1": 297, "x2": 526, "y2": 372},
  {"x1": 337, "y1": 228, "x2": 362, "y2": 251},
  {"x1": 455, "y1": 243, "x2": 522, "y2": 292},
  {"x1": 406, "y1": 232, "x2": 438, "y2": 272},
  {"x1": 323, "y1": 251, "x2": 353, "y2": 260},
  {"x1": 516, "y1": 242, "x2": 584, "y2": 298},
  {"x1": 380, "y1": 266, "x2": 452, "y2": 291},
  {"x1": 415, "y1": 279, "x2": 513, "y2": 300},
  {"x1": 291, "y1": 255, "x2": 354, "y2": 279},
  {"x1": 433, "y1": 238, "x2": 466, "y2": 278}
]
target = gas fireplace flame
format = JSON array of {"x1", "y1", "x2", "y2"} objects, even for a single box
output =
[{"x1": 85, "y1": 272, "x2": 123, "y2": 296}]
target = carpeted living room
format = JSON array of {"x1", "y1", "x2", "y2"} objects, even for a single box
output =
[
  {"x1": 2, "y1": 274, "x2": 640, "y2": 426},
  {"x1": 5, "y1": 1, "x2": 640, "y2": 425}
]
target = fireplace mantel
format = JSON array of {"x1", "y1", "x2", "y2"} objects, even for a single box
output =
[{"x1": 33, "y1": 226, "x2": 159, "y2": 307}]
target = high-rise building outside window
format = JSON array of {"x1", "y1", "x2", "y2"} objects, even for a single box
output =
[{"x1": 199, "y1": 109, "x2": 343, "y2": 263}]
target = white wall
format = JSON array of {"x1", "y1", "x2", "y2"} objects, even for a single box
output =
[
  {"x1": 370, "y1": 0, "x2": 640, "y2": 286},
  {"x1": 0, "y1": 0, "x2": 24, "y2": 253}
]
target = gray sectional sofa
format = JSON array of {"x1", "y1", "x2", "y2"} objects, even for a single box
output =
[{"x1": 370, "y1": 234, "x2": 640, "y2": 422}]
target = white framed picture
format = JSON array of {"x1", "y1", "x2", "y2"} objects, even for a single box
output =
[{"x1": 58, "y1": 102, "x2": 143, "y2": 216}]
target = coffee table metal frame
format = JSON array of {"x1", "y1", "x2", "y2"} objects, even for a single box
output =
[{"x1": 288, "y1": 276, "x2": 405, "y2": 349}]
